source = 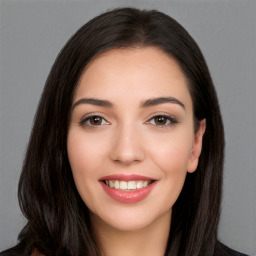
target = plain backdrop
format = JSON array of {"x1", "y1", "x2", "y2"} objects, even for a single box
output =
[{"x1": 0, "y1": 0, "x2": 255, "y2": 255}]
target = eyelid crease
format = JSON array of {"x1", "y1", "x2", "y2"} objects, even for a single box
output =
[
  {"x1": 145, "y1": 111, "x2": 178, "y2": 121},
  {"x1": 79, "y1": 111, "x2": 109, "y2": 121}
]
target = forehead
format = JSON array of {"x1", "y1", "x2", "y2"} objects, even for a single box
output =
[{"x1": 75, "y1": 47, "x2": 192, "y2": 106}]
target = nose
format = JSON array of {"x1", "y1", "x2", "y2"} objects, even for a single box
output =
[{"x1": 109, "y1": 124, "x2": 146, "y2": 165}]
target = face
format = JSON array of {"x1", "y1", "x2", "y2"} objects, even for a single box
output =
[{"x1": 67, "y1": 47, "x2": 205, "y2": 232}]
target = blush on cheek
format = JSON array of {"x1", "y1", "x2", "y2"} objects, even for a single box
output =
[
  {"x1": 68, "y1": 133, "x2": 97, "y2": 166},
  {"x1": 152, "y1": 144, "x2": 190, "y2": 172}
]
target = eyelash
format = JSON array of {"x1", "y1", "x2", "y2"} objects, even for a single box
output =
[
  {"x1": 79, "y1": 115, "x2": 109, "y2": 128},
  {"x1": 147, "y1": 115, "x2": 178, "y2": 127},
  {"x1": 79, "y1": 114, "x2": 178, "y2": 128}
]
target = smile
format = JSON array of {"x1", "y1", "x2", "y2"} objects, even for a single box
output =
[
  {"x1": 100, "y1": 174, "x2": 157, "y2": 203},
  {"x1": 104, "y1": 180, "x2": 152, "y2": 190}
]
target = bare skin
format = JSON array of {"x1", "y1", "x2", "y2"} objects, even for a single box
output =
[
  {"x1": 68, "y1": 47, "x2": 205, "y2": 256},
  {"x1": 91, "y1": 209, "x2": 171, "y2": 256}
]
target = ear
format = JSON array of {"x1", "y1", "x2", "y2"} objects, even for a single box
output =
[{"x1": 187, "y1": 119, "x2": 206, "y2": 173}]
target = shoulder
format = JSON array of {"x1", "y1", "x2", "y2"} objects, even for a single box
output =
[
  {"x1": 0, "y1": 241, "x2": 38, "y2": 256},
  {"x1": 214, "y1": 241, "x2": 250, "y2": 256},
  {"x1": 0, "y1": 244, "x2": 25, "y2": 256},
  {"x1": 1, "y1": 241, "x2": 250, "y2": 256},
  {"x1": 0, "y1": 246, "x2": 44, "y2": 256},
  {"x1": 0, "y1": 248, "x2": 24, "y2": 256},
  {"x1": 223, "y1": 251, "x2": 250, "y2": 256}
]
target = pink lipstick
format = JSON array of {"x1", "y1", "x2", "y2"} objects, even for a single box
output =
[{"x1": 99, "y1": 174, "x2": 157, "y2": 203}]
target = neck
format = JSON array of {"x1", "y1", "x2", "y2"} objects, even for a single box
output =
[{"x1": 90, "y1": 210, "x2": 171, "y2": 256}]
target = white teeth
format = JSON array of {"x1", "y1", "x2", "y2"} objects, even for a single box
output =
[
  {"x1": 105, "y1": 180, "x2": 151, "y2": 190},
  {"x1": 109, "y1": 180, "x2": 114, "y2": 188},
  {"x1": 137, "y1": 181, "x2": 143, "y2": 189},
  {"x1": 114, "y1": 180, "x2": 119, "y2": 189},
  {"x1": 120, "y1": 181, "x2": 127, "y2": 190},
  {"x1": 128, "y1": 181, "x2": 136, "y2": 189}
]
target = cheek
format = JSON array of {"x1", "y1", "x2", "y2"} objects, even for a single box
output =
[
  {"x1": 146, "y1": 132, "x2": 192, "y2": 205},
  {"x1": 152, "y1": 143, "x2": 190, "y2": 184},
  {"x1": 149, "y1": 143, "x2": 190, "y2": 210},
  {"x1": 147, "y1": 131, "x2": 192, "y2": 175},
  {"x1": 67, "y1": 131, "x2": 105, "y2": 175},
  {"x1": 67, "y1": 130, "x2": 110, "y2": 212},
  {"x1": 67, "y1": 130, "x2": 107, "y2": 203}
]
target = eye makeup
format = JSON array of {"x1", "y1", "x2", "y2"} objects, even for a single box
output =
[
  {"x1": 146, "y1": 114, "x2": 178, "y2": 128},
  {"x1": 78, "y1": 112, "x2": 179, "y2": 131}
]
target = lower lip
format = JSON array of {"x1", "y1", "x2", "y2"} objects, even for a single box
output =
[{"x1": 100, "y1": 181, "x2": 157, "y2": 203}]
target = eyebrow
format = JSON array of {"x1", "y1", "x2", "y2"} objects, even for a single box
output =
[
  {"x1": 141, "y1": 97, "x2": 185, "y2": 109},
  {"x1": 72, "y1": 98, "x2": 114, "y2": 109},
  {"x1": 72, "y1": 96, "x2": 185, "y2": 110}
]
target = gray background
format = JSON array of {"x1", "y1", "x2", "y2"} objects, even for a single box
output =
[{"x1": 0, "y1": 0, "x2": 255, "y2": 255}]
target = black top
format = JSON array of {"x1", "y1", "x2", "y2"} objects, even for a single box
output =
[
  {"x1": 0, "y1": 241, "x2": 249, "y2": 256},
  {"x1": 214, "y1": 242, "x2": 249, "y2": 256}
]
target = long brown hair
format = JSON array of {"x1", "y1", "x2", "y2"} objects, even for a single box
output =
[{"x1": 14, "y1": 7, "x2": 224, "y2": 256}]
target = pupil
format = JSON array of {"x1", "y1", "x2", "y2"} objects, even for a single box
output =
[{"x1": 156, "y1": 116, "x2": 166, "y2": 125}]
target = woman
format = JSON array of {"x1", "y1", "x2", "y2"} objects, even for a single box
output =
[{"x1": 0, "y1": 7, "x2": 248, "y2": 256}]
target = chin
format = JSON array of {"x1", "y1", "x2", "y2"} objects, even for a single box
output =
[{"x1": 90, "y1": 204, "x2": 172, "y2": 232}]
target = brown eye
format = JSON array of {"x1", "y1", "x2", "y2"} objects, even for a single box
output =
[
  {"x1": 148, "y1": 115, "x2": 178, "y2": 127},
  {"x1": 154, "y1": 116, "x2": 168, "y2": 125},
  {"x1": 89, "y1": 116, "x2": 103, "y2": 125},
  {"x1": 80, "y1": 115, "x2": 108, "y2": 127}
]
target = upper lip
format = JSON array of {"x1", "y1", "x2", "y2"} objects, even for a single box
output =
[{"x1": 99, "y1": 174, "x2": 156, "y2": 181}]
